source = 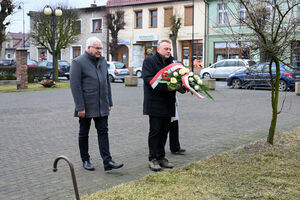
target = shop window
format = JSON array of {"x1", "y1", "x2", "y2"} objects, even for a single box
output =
[
  {"x1": 92, "y1": 19, "x2": 102, "y2": 33},
  {"x1": 135, "y1": 10, "x2": 143, "y2": 28},
  {"x1": 149, "y1": 9, "x2": 157, "y2": 28},
  {"x1": 218, "y1": 3, "x2": 228, "y2": 25},
  {"x1": 214, "y1": 42, "x2": 250, "y2": 62},
  {"x1": 184, "y1": 5, "x2": 193, "y2": 26},
  {"x1": 72, "y1": 46, "x2": 81, "y2": 59},
  {"x1": 164, "y1": 7, "x2": 173, "y2": 27}
]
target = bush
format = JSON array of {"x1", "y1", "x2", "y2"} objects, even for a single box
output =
[
  {"x1": 28, "y1": 66, "x2": 46, "y2": 83},
  {"x1": 0, "y1": 66, "x2": 46, "y2": 82},
  {"x1": 0, "y1": 66, "x2": 16, "y2": 80}
]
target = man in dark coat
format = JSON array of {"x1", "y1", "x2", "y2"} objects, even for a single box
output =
[
  {"x1": 143, "y1": 39, "x2": 176, "y2": 171},
  {"x1": 70, "y1": 36, "x2": 123, "y2": 171}
]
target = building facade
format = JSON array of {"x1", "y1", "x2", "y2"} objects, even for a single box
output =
[
  {"x1": 29, "y1": 5, "x2": 108, "y2": 63},
  {"x1": 106, "y1": 0, "x2": 206, "y2": 68}
]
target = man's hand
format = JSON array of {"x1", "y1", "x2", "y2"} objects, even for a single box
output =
[
  {"x1": 78, "y1": 110, "x2": 85, "y2": 118},
  {"x1": 109, "y1": 106, "x2": 112, "y2": 111},
  {"x1": 167, "y1": 86, "x2": 175, "y2": 92}
]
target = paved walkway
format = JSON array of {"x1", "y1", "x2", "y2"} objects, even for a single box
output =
[{"x1": 0, "y1": 82, "x2": 299, "y2": 200}]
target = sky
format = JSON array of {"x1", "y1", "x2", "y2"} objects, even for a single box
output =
[{"x1": 6, "y1": 0, "x2": 107, "y2": 34}]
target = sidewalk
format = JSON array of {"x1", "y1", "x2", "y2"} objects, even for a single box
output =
[{"x1": 0, "y1": 83, "x2": 299, "y2": 200}]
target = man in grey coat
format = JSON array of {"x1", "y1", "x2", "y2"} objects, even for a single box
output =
[{"x1": 70, "y1": 36, "x2": 123, "y2": 171}]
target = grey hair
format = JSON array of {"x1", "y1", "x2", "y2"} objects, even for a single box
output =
[
  {"x1": 86, "y1": 37, "x2": 102, "y2": 51},
  {"x1": 157, "y1": 40, "x2": 171, "y2": 49}
]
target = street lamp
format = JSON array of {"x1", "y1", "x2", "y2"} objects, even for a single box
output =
[
  {"x1": 43, "y1": 5, "x2": 62, "y2": 82},
  {"x1": 18, "y1": 2, "x2": 25, "y2": 48}
]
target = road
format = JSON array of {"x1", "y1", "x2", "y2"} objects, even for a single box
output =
[{"x1": 0, "y1": 80, "x2": 299, "y2": 200}]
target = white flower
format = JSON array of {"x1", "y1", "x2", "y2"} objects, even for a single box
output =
[
  {"x1": 194, "y1": 75, "x2": 200, "y2": 80},
  {"x1": 197, "y1": 79, "x2": 203, "y2": 84},
  {"x1": 170, "y1": 77, "x2": 177, "y2": 84},
  {"x1": 194, "y1": 85, "x2": 200, "y2": 90},
  {"x1": 189, "y1": 72, "x2": 194, "y2": 76},
  {"x1": 189, "y1": 77, "x2": 194, "y2": 82},
  {"x1": 173, "y1": 71, "x2": 178, "y2": 77},
  {"x1": 179, "y1": 69, "x2": 186, "y2": 75},
  {"x1": 185, "y1": 68, "x2": 190, "y2": 73}
]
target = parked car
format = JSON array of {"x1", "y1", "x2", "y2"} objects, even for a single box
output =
[
  {"x1": 27, "y1": 60, "x2": 38, "y2": 67},
  {"x1": 0, "y1": 59, "x2": 16, "y2": 66},
  {"x1": 200, "y1": 59, "x2": 256, "y2": 79},
  {"x1": 133, "y1": 67, "x2": 142, "y2": 78},
  {"x1": 107, "y1": 61, "x2": 129, "y2": 82},
  {"x1": 227, "y1": 62, "x2": 300, "y2": 91},
  {"x1": 37, "y1": 60, "x2": 70, "y2": 79}
]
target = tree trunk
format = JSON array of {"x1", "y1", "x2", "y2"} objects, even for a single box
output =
[
  {"x1": 171, "y1": 39, "x2": 177, "y2": 60},
  {"x1": 267, "y1": 59, "x2": 280, "y2": 144}
]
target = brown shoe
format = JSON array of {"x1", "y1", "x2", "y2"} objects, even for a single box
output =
[
  {"x1": 148, "y1": 159, "x2": 162, "y2": 171},
  {"x1": 158, "y1": 158, "x2": 174, "y2": 168}
]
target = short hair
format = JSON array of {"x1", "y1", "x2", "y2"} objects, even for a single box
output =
[
  {"x1": 157, "y1": 40, "x2": 171, "y2": 49},
  {"x1": 86, "y1": 37, "x2": 102, "y2": 51}
]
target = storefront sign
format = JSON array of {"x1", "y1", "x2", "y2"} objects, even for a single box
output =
[
  {"x1": 118, "y1": 39, "x2": 131, "y2": 45},
  {"x1": 136, "y1": 34, "x2": 158, "y2": 41}
]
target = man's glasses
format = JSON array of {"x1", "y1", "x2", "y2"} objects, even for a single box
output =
[{"x1": 91, "y1": 46, "x2": 102, "y2": 50}]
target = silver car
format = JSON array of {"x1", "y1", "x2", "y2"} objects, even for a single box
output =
[
  {"x1": 200, "y1": 59, "x2": 256, "y2": 79},
  {"x1": 107, "y1": 61, "x2": 130, "y2": 82}
]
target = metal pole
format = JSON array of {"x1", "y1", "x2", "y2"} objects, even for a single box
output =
[
  {"x1": 192, "y1": 0, "x2": 195, "y2": 72},
  {"x1": 53, "y1": 156, "x2": 80, "y2": 200},
  {"x1": 52, "y1": 14, "x2": 56, "y2": 82},
  {"x1": 22, "y1": 3, "x2": 25, "y2": 48}
]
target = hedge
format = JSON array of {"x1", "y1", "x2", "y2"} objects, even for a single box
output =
[{"x1": 0, "y1": 66, "x2": 46, "y2": 82}]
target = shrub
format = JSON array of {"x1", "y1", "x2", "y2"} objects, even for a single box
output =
[
  {"x1": 0, "y1": 66, "x2": 16, "y2": 80},
  {"x1": 28, "y1": 66, "x2": 46, "y2": 83}
]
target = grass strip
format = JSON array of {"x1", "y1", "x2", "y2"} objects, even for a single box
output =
[
  {"x1": 0, "y1": 82, "x2": 70, "y2": 93},
  {"x1": 81, "y1": 128, "x2": 300, "y2": 200}
]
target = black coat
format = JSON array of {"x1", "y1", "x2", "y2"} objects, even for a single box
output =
[{"x1": 142, "y1": 52, "x2": 176, "y2": 117}]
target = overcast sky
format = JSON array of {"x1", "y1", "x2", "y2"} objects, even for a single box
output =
[{"x1": 6, "y1": 0, "x2": 107, "y2": 33}]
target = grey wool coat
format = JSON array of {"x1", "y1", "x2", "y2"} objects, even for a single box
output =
[{"x1": 70, "y1": 51, "x2": 113, "y2": 118}]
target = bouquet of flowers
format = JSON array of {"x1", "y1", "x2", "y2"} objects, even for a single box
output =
[
  {"x1": 40, "y1": 78, "x2": 56, "y2": 88},
  {"x1": 150, "y1": 63, "x2": 213, "y2": 100}
]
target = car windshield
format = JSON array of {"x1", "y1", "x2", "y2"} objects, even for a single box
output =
[
  {"x1": 59, "y1": 61, "x2": 69, "y2": 66},
  {"x1": 114, "y1": 62, "x2": 126, "y2": 69}
]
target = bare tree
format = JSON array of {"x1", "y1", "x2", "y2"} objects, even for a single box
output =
[
  {"x1": 30, "y1": 6, "x2": 80, "y2": 81},
  {"x1": 0, "y1": 0, "x2": 15, "y2": 54},
  {"x1": 225, "y1": 0, "x2": 300, "y2": 144},
  {"x1": 169, "y1": 14, "x2": 182, "y2": 60},
  {"x1": 106, "y1": 10, "x2": 125, "y2": 61}
]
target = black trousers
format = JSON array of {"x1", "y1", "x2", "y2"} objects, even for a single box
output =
[
  {"x1": 169, "y1": 120, "x2": 181, "y2": 152},
  {"x1": 78, "y1": 116, "x2": 112, "y2": 165},
  {"x1": 148, "y1": 116, "x2": 171, "y2": 161}
]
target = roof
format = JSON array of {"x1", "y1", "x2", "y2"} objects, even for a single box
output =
[
  {"x1": 6, "y1": 32, "x2": 30, "y2": 49},
  {"x1": 106, "y1": 0, "x2": 189, "y2": 7}
]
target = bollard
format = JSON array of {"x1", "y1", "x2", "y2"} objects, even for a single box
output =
[{"x1": 53, "y1": 156, "x2": 80, "y2": 200}]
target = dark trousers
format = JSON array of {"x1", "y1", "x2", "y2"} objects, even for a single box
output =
[
  {"x1": 169, "y1": 120, "x2": 181, "y2": 152},
  {"x1": 78, "y1": 116, "x2": 112, "y2": 165},
  {"x1": 148, "y1": 116, "x2": 171, "y2": 161}
]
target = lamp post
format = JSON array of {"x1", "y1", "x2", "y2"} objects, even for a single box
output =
[
  {"x1": 18, "y1": 2, "x2": 25, "y2": 48},
  {"x1": 43, "y1": 6, "x2": 62, "y2": 82}
]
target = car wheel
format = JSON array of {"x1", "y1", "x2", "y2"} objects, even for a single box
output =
[
  {"x1": 232, "y1": 78, "x2": 242, "y2": 89},
  {"x1": 109, "y1": 75, "x2": 114, "y2": 82},
  {"x1": 136, "y1": 70, "x2": 142, "y2": 78},
  {"x1": 279, "y1": 79, "x2": 287, "y2": 91},
  {"x1": 203, "y1": 73, "x2": 211, "y2": 79}
]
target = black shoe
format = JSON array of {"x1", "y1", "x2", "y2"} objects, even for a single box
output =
[
  {"x1": 83, "y1": 161, "x2": 95, "y2": 171},
  {"x1": 104, "y1": 160, "x2": 124, "y2": 171},
  {"x1": 171, "y1": 148, "x2": 186, "y2": 155}
]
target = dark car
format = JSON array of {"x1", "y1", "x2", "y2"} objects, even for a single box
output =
[
  {"x1": 227, "y1": 62, "x2": 300, "y2": 91},
  {"x1": 0, "y1": 59, "x2": 16, "y2": 66},
  {"x1": 38, "y1": 60, "x2": 70, "y2": 79}
]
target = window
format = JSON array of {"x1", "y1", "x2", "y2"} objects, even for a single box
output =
[
  {"x1": 149, "y1": 9, "x2": 157, "y2": 28},
  {"x1": 184, "y1": 5, "x2": 193, "y2": 26},
  {"x1": 92, "y1": 19, "x2": 102, "y2": 33},
  {"x1": 135, "y1": 10, "x2": 142, "y2": 28},
  {"x1": 72, "y1": 46, "x2": 81, "y2": 59},
  {"x1": 164, "y1": 7, "x2": 173, "y2": 27},
  {"x1": 74, "y1": 20, "x2": 81, "y2": 34},
  {"x1": 218, "y1": 3, "x2": 228, "y2": 25},
  {"x1": 239, "y1": 2, "x2": 248, "y2": 22}
]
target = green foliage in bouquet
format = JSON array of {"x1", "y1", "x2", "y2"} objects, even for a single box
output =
[{"x1": 159, "y1": 68, "x2": 213, "y2": 100}]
